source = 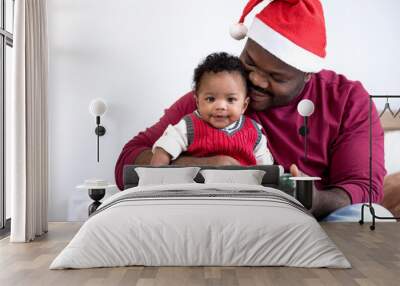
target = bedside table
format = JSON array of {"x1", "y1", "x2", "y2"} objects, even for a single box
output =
[{"x1": 76, "y1": 180, "x2": 116, "y2": 216}]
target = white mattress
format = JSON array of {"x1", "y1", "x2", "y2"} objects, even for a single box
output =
[{"x1": 50, "y1": 183, "x2": 350, "y2": 269}]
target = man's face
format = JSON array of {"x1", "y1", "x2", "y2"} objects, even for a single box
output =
[
  {"x1": 195, "y1": 71, "x2": 249, "y2": 129},
  {"x1": 240, "y1": 39, "x2": 310, "y2": 111}
]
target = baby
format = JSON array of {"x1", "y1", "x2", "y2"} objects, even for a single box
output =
[{"x1": 151, "y1": 52, "x2": 273, "y2": 166}]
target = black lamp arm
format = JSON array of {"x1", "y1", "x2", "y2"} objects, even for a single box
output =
[
  {"x1": 298, "y1": 116, "x2": 309, "y2": 161},
  {"x1": 94, "y1": 116, "x2": 106, "y2": 162},
  {"x1": 95, "y1": 115, "x2": 106, "y2": 136}
]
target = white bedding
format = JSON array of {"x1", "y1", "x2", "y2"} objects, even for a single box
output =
[{"x1": 50, "y1": 183, "x2": 351, "y2": 269}]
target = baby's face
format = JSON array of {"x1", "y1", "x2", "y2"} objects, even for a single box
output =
[{"x1": 195, "y1": 71, "x2": 249, "y2": 129}]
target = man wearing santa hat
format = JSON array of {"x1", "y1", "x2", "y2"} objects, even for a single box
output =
[{"x1": 115, "y1": 0, "x2": 386, "y2": 220}]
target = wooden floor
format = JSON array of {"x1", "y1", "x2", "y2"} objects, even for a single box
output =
[{"x1": 0, "y1": 222, "x2": 399, "y2": 286}]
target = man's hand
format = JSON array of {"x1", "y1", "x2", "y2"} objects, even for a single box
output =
[
  {"x1": 150, "y1": 148, "x2": 172, "y2": 166},
  {"x1": 134, "y1": 150, "x2": 240, "y2": 166},
  {"x1": 289, "y1": 164, "x2": 351, "y2": 220},
  {"x1": 382, "y1": 172, "x2": 400, "y2": 218},
  {"x1": 172, "y1": 155, "x2": 240, "y2": 166},
  {"x1": 289, "y1": 164, "x2": 303, "y2": 177}
]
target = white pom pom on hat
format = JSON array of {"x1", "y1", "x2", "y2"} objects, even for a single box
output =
[
  {"x1": 229, "y1": 23, "x2": 248, "y2": 40},
  {"x1": 229, "y1": 0, "x2": 265, "y2": 41}
]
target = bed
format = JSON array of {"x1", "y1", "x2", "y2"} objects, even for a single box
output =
[{"x1": 50, "y1": 165, "x2": 350, "y2": 269}]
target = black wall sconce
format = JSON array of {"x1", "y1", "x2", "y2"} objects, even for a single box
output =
[
  {"x1": 89, "y1": 98, "x2": 107, "y2": 162},
  {"x1": 289, "y1": 99, "x2": 319, "y2": 210},
  {"x1": 297, "y1": 99, "x2": 314, "y2": 161}
]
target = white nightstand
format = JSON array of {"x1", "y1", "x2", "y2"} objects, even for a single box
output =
[{"x1": 76, "y1": 179, "x2": 116, "y2": 215}]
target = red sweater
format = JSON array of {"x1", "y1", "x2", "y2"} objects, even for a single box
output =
[
  {"x1": 185, "y1": 113, "x2": 260, "y2": 166},
  {"x1": 115, "y1": 70, "x2": 386, "y2": 204}
]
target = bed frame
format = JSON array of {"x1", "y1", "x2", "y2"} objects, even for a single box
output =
[{"x1": 123, "y1": 165, "x2": 283, "y2": 190}]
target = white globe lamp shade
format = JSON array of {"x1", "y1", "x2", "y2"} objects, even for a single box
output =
[
  {"x1": 89, "y1": 98, "x2": 107, "y2": 117},
  {"x1": 297, "y1": 99, "x2": 314, "y2": 117}
]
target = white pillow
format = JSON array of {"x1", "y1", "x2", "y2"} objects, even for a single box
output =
[
  {"x1": 135, "y1": 167, "x2": 200, "y2": 186},
  {"x1": 200, "y1": 169, "x2": 266, "y2": 185}
]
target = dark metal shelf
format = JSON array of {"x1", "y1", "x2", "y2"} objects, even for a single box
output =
[{"x1": 360, "y1": 95, "x2": 400, "y2": 230}]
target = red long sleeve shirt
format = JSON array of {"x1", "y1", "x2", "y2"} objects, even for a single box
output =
[{"x1": 115, "y1": 70, "x2": 386, "y2": 204}]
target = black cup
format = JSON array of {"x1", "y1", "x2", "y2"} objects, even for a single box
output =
[
  {"x1": 294, "y1": 180, "x2": 313, "y2": 209},
  {"x1": 289, "y1": 177, "x2": 320, "y2": 210}
]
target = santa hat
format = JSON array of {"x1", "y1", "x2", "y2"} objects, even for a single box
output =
[{"x1": 230, "y1": 0, "x2": 326, "y2": 72}]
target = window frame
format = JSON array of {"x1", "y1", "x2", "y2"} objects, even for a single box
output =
[{"x1": 0, "y1": 0, "x2": 14, "y2": 233}]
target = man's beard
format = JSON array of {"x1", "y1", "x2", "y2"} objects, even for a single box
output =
[
  {"x1": 248, "y1": 86, "x2": 273, "y2": 111},
  {"x1": 248, "y1": 83, "x2": 298, "y2": 109}
]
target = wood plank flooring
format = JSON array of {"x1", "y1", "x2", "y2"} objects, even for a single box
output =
[{"x1": 0, "y1": 222, "x2": 399, "y2": 286}]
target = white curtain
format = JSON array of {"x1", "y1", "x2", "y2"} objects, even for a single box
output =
[{"x1": 10, "y1": 0, "x2": 48, "y2": 242}]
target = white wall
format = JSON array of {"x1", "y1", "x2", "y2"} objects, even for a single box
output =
[{"x1": 47, "y1": 0, "x2": 400, "y2": 221}]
